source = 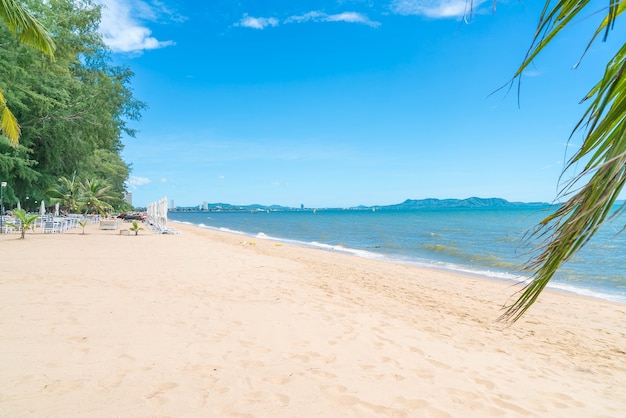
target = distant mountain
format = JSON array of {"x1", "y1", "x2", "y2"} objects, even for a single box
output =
[
  {"x1": 169, "y1": 197, "x2": 550, "y2": 212},
  {"x1": 375, "y1": 197, "x2": 549, "y2": 210}
]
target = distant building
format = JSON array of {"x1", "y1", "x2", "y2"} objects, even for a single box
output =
[
  {"x1": 169, "y1": 199, "x2": 175, "y2": 210},
  {"x1": 202, "y1": 201, "x2": 208, "y2": 211},
  {"x1": 123, "y1": 191, "x2": 132, "y2": 206},
  {"x1": 301, "y1": 203, "x2": 304, "y2": 210}
]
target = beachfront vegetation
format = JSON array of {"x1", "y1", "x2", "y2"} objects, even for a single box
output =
[
  {"x1": 78, "y1": 217, "x2": 88, "y2": 235},
  {"x1": 129, "y1": 220, "x2": 144, "y2": 236},
  {"x1": 8, "y1": 208, "x2": 38, "y2": 238},
  {"x1": 0, "y1": 0, "x2": 56, "y2": 146},
  {"x1": 0, "y1": 0, "x2": 143, "y2": 212},
  {"x1": 45, "y1": 175, "x2": 116, "y2": 215},
  {"x1": 494, "y1": 1, "x2": 626, "y2": 321}
]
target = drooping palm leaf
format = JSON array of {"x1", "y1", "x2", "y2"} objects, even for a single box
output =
[
  {"x1": 0, "y1": 0, "x2": 56, "y2": 58},
  {"x1": 0, "y1": 0, "x2": 56, "y2": 146},
  {"x1": 0, "y1": 88, "x2": 20, "y2": 145},
  {"x1": 499, "y1": 1, "x2": 626, "y2": 321}
]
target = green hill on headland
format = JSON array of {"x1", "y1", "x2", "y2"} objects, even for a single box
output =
[{"x1": 170, "y1": 197, "x2": 551, "y2": 212}]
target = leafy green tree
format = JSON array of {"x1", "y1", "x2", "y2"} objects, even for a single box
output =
[
  {"x1": 496, "y1": 2, "x2": 626, "y2": 321},
  {"x1": 0, "y1": 0, "x2": 55, "y2": 145},
  {"x1": 0, "y1": 0, "x2": 143, "y2": 211},
  {"x1": 78, "y1": 149, "x2": 130, "y2": 209},
  {"x1": 8, "y1": 208, "x2": 38, "y2": 238}
]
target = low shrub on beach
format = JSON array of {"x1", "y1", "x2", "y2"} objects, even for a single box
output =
[{"x1": 129, "y1": 221, "x2": 144, "y2": 236}]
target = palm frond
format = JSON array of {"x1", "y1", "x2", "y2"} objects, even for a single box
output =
[
  {"x1": 0, "y1": 0, "x2": 56, "y2": 58},
  {"x1": 500, "y1": 4, "x2": 626, "y2": 321},
  {"x1": 0, "y1": 88, "x2": 20, "y2": 146}
]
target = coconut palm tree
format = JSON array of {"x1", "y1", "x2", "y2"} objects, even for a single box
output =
[
  {"x1": 497, "y1": 1, "x2": 626, "y2": 321},
  {"x1": 45, "y1": 175, "x2": 80, "y2": 214},
  {"x1": 78, "y1": 178, "x2": 115, "y2": 216},
  {"x1": 8, "y1": 208, "x2": 38, "y2": 239},
  {"x1": 0, "y1": 0, "x2": 56, "y2": 146}
]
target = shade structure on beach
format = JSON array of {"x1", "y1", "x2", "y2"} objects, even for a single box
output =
[
  {"x1": 158, "y1": 197, "x2": 167, "y2": 228},
  {"x1": 146, "y1": 197, "x2": 168, "y2": 231},
  {"x1": 54, "y1": 202, "x2": 59, "y2": 216},
  {"x1": 40, "y1": 200, "x2": 45, "y2": 216}
]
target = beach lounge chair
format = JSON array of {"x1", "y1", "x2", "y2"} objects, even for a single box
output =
[
  {"x1": 43, "y1": 221, "x2": 61, "y2": 234},
  {"x1": 99, "y1": 219, "x2": 119, "y2": 230}
]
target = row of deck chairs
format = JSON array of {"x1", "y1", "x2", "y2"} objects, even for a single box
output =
[
  {"x1": 146, "y1": 220, "x2": 180, "y2": 235},
  {"x1": 41, "y1": 217, "x2": 78, "y2": 233},
  {"x1": 47, "y1": 214, "x2": 100, "y2": 233},
  {"x1": 0, "y1": 214, "x2": 99, "y2": 234},
  {"x1": 0, "y1": 216, "x2": 17, "y2": 234}
]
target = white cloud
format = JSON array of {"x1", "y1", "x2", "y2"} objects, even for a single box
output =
[
  {"x1": 237, "y1": 10, "x2": 380, "y2": 29},
  {"x1": 284, "y1": 11, "x2": 324, "y2": 24},
  {"x1": 325, "y1": 12, "x2": 380, "y2": 27},
  {"x1": 126, "y1": 176, "x2": 151, "y2": 189},
  {"x1": 390, "y1": 0, "x2": 489, "y2": 19},
  {"x1": 160, "y1": 178, "x2": 168, "y2": 182},
  {"x1": 286, "y1": 11, "x2": 380, "y2": 27},
  {"x1": 218, "y1": 175, "x2": 225, "y2": 180},
  {"x1": 97, "y1": 0, "x2": 176, "y2": 53},
  {"x1": 236, "y1": 15, "x2": 280, "y2": 30}
]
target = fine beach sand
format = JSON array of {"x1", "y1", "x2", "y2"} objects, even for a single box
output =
[{"x1": 1, "y1": 221, "x2": 625, "y2": 417}]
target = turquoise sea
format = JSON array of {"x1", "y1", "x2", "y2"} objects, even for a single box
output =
[{"x1": 169, "y1": 207, "x2": 626, "y2": 304}]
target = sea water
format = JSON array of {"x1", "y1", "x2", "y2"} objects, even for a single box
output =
[{"x1": 169, "y1": 207, "x2": 626, "y2": 304}]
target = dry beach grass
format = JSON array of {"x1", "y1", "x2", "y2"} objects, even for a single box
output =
[{"x1": 1, "y1": 221, "x2": 625, "y2": 417}]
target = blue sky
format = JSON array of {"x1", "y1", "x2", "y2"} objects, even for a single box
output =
[{"x1": 96, "y1": 0, "x2": 625, "y2": 208}]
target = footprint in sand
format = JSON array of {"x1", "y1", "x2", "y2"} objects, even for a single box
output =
[
  {"x1": 284, "y1": 353, "x2": 309, "y2": 363},
  {"x1": 145, "y1": 382, "x2": 179, "y2": 406},
  {"x1": 262, "y1": 375, "x2": 292, "y2": 385}
]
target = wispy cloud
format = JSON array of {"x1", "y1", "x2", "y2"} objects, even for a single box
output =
[
  {"x1": 389, "y1": 0, "x2": 489, "y2": 19},
  {"x1": 286, "y1": 11, "x2": 381, "y2": 27},
  {"x1": 235, "y1": 15, "x2": 280, "y2": 30},
  {"x1": 236, "y1": 10, "x2": 380, "y2": 29},
  {"x1": 126, "y1": 176, "x2": 151, "y2": 189},
  {"x1": 96, "y1": 0, "x2": 178, "y2": 53}
]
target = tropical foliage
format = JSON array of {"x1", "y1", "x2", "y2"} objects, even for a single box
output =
[
  {"x1": 0, "y1": 0, "x2": 143, "y2": 212},
  {"x1": 498, "y1": 1, "x2": 626, "y2": 321},
  {"x1": 45, "y1": 175, "x2": 116, "y2": 215},
  {"x1": 78, "y1": 217, "x2": 87, "y2": 234},
  {"x1": 0, "y1": 0, "x2": 56, "y2": 145},
  {"x1": 79, "y1": 178, "x2": 115, "y2": 215},
  {"x1": 129, "y1": 220, "x2": 144, "y2": 236},
  {"x1": 8, "y1": 208, "x2": 38, "y2": 238},
  {"x1": 44, "y1": 175, "x2": 80, "y2": 213}
]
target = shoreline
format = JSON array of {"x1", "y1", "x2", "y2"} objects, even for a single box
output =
[
  {"x1": 2, "y1": 221, "x2": 625, "y2": 416},
  {"x1": 173, "y1": 219, "x2": 626, "y2": 307}
]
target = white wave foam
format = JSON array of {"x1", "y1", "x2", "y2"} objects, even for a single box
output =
[{"x1": 171, "y1": 219, "x2": 625, "y2": 305}]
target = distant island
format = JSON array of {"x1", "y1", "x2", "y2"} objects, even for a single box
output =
[{"x1": 167, "y1": 197, "x2": 552, "y2": 213}]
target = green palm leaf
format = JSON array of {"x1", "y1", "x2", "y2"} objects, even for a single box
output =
[
  {"x1": 0, "y1": 88, "x2": 20, "y2": 145},
  {"x1": 0, "y1": 0, "x2": 56, "y2": 58},
  {"x1": 500, "y1": 1, "x2": 626, "y2": 321}
]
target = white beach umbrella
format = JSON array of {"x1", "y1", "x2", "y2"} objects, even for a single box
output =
[
  {"x1": 40, "y1": 200, "x2": 45, "y2": 216},
  {"x1": 54, "y1": 202, "x2": 59, "y2": 216},
  {"x1": 147, "y1": 201, "x2": 156, "y2": 225},
  {"x1": 159, "y1": 197, "x2": 168, "y2": 227}
]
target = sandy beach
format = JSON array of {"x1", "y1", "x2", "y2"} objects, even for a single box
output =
[{"x1": 1, "y1": 220, "x2": 625, "y2": 417}]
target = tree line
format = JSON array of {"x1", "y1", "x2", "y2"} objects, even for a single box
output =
[{"x1": 0, "y1": 0, "x2": 144, "y2": 212}]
